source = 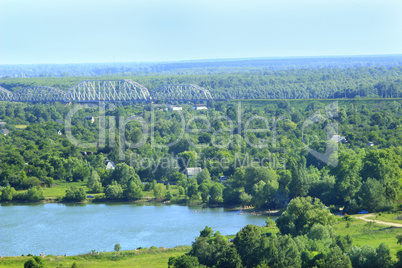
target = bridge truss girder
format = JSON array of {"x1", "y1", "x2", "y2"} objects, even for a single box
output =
[
  {"x1": 151, "y1": 84, "x2": 213, "y2": 101},
  {"x1": 64, "y1": 80, "x2": 151, "y2": 102},
  {"x1": 12, "y1": 86, "x2": 66, "y2": 102},
  {"x1": 0, "y1": 86, "x2": 13, "y2": 101}
]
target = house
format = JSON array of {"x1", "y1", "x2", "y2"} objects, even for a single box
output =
[
  {"x1": 0, "y1": 121, "x2": 6, "y2": 128},
  {"x1": 367, "y1": 142, "x2": 375, "y2": 147},
  {"x1": 193, "y1": 104, "x2": 208, "y2": 110},
  {"x1": 85, "y1": 116, "x2": 95, "y2": 123},
  {"x1": 185, "y1": 167, "x2": 202, "y2": 178},
  {"x1": 105, "y1": 160, "x2": 116, "y2": 170},
  {"x1": 330, "y1": 135, "x2": 347, "y2": 143},
  {"x1": 0, "y1": 129, "x2": 9, "y2": 136},
  {"x1": 57, "y1": 129, "x2": 62, "y2": 135},
  {"x1": 168, "y1": 105, "x2": 182, "y2": 111},
  {"x1": 219, "y1": 176, "x2": 229, "y2": 184}
]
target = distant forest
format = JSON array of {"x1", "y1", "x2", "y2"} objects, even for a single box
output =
[{"x1": 1, "y1": 55, "x2": 401, "y2": 78}]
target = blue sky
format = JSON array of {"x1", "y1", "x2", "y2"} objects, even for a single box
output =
[{"x1": 1, "y1": 0, "x2": 401, "y2": 64}]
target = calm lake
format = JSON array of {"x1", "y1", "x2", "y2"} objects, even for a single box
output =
[{"x1": 0, "y1": 203, "x2": 269, "y2": 256}]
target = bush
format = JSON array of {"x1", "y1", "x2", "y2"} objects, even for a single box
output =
[
  {"x1": 26, "y1": 186, "x2": 44, "y2": 202},
  {"x1": 64, "y1": 187, "x2": 86, "y2": 202},
  {"x1": 24, "y1": 256, "x2": 44, "y2": 268}
]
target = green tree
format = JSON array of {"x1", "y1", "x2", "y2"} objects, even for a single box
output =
[
  {"x1": 276, "y1": 196, "x2": 335, "y2": 236},
  {"x1": 332, "y1": 150, "x2": 363, "y2": 204},
  {"x1": 196, "y1": 168, "x2": 211, "y2": 185},
  {"x1": 108, "y1": 163, "x2": 141, "y2": 187},
  {"x1": 233, "y1": 225, "x2": 263, "y2": 268},
  {"x1": 26, "y1": 186, "x2": 44, "y2": 202},
  {"x1": 123, "y1": 180, "x2": 143, "y2": 200},
  {"x1": 357, "y1": 178, "x2": 389, "y2": 212},
  {"x1": 319, "y1": 245, "x2": 352, "y2": 268},
  {"x1": 105, "y1": 181, "x2": 123, "y2": 200},
  {"x1": 1, "y1": 186, "x2": 15, "y2": 201},
  {"x1": 209, "y1": 183, "x2": 224, "y2": 204},
  {"x1": 64, "y1": 187, "x2": 86, "y2": 201},
  {"x1": 154, "y1": 183, "x2": 166, "y2": 200},
  {"x1": 72, "y1": 165, "x2": 90, "y2": 182},
  {"x1": 87, "y1": 171, "x2": 101, "y2": 189},
  {"x1": 216, "y1": 246, "x2": 243, "y2": 268},
  {"x1": 114, "y1": 243, "x2": 121, "y2": 252},
  {"x1": 198, "y1": 183, "x2": 210, "y2": 203}
]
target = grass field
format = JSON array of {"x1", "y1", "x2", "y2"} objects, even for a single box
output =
[
  {"x1": 333, "y1": 216, "x2": 402, "y2": 258},
  {"x1": 41, "y1": 181, "x2": 89, "y2": 200},
  {"x1": 0, "y1": 246, "x2": 191, "y2": 268}
]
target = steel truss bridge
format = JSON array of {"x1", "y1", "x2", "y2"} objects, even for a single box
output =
[
  {"x1": 151, "y1": 84, "x2": 213, "y2": 101},
  {"x1": 0, "y1": 80, "x2": 213, "y2": 103}
]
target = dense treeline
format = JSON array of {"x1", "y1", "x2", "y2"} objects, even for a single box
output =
[
  {"x1": 0, "y1": 97, "x2": 401, "y2": 211},
  {"x1": 169, "y1": 196, "x2": 400, "y2": 268},
  {"x1": 1, "y1": 66, "x2": 402, "y2": 100}
]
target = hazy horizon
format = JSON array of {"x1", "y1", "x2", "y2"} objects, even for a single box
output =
[{"x1": 1, "y1": 54, "x2": 401, "y2": 67}]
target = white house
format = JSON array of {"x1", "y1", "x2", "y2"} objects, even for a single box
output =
[
  {"x1": 185, "y1": 167, "x2": 202, "y2": 178},
  {"x1": 193, "y1": 104, "x2": 208, "y2": 110},
  {"x1": 105, "y1": 160, "x2": 116, "y2": 170},
  {"x1": 330, "y1": 135, "x2": 347, "y2": 143},
  {"x1": 85, "y1": 116, "x2": 95, "y2": 123},
  {"x1": 168, "y1": 106, "x2": 183, "y2": 111},
  {"x1": 1, "y1": 129, "x2": 9, "y2": 135}
]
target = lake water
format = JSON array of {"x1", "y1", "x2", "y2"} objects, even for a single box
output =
[{"x1": 0, "y1": 203, "x2": 269, "y2": 256}]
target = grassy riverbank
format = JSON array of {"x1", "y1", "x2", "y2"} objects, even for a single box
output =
[{"x1": 0, "y1": 246, "x2": 191, "y2": 268}]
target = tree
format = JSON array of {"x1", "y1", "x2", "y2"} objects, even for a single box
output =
[
  {"x1": 165, "y1": 190, "x2": 172, "y2": 200},
  {"x1": 72, "y1": 165, "x2": 90, "y2": 182},
  {"x1": 276, "y1": 196, "x2": 335, "y2": 236},
  {"x1": 189, "y1": 228, "x2": 228, "y2": 267},
  {"x1": 209, "y1": 184, "x2": 224, "y2": 204},
  {"x1": 251, "y1": 180, "x2": 278, "y2": 207},
  {"x1": 289, "y1": 157, "x2": 309, "y2": 197},
  {"x1": 64, "y1": 187, "x2": 86, "y2": 201},
  {"x1": 114, "y1": 243, "x2": 121, "y2": 252},
  {"x1": 187, "y1": 183, "x2": 199, "y2": 199},
  {"x1": 319, "y1": 245, "x2": 352, "y2": 268},
  {"x1": 196, "y1": 168, "x2": 211, "y2": 185},
  {"x1": 1, "y1": 186, "x2": 15, "y2": 201},
  {"x1": 154, "y1": 183, "x2": 166, "y2": 200},
  {"x1": 360, "y1": 149, "x2": 402, "y2": 203},
  {"x1": 375, "y1": 243, "x2": 393, "y2": 268},
  {"x1": 123, "y1": 180, "x2": 143, "y2": 200},
  {"x1": 87, "y1": 171, "x2": 101, "y2": 190},
  {"x1": 332, "y1": 150, "x2": 363, "y2": 204},
  {"x1": 26, "y1": 186, "x2": 44, "y2": 202},
  {"x1": 357, "y1": 178, "x2": 389, "y2": 212},
  {"x1": 105, "y1": 181, "x2": 123, "y2": 200},
  {"x1": 198, "y1": 183, "x2": 210, "y2": 203},
  {"x1": 108, "y1": 163, "x2": 141, "y2": 187},
  {"x1": 216, "y1": 246, "x2": 243, "y2": 268},
  {"x1": 347, "y1": 245, "x2": 377, "y2": 268},
  {"x1": 233, "y1": 225, "x2": 263, "y2": 268}
]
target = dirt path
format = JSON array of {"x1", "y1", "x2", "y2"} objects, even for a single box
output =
[{"x1": 351, "y1": 214, "x2": 402, "y2": 228}]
